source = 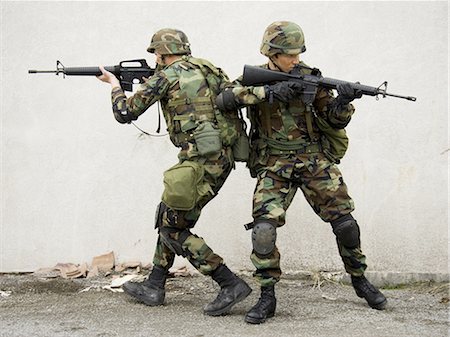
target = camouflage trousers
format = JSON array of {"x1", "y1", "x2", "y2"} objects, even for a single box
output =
[
  {"x1": 152, "y1": 147, "x2": 233, "y2": 275},
  {"x1": 251, "y1": 152, "x2": 367, "y2": 287}
]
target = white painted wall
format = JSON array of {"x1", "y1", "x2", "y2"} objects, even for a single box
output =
[{"x1": 1, "y1": 1, "x2": 448, "y2": 278}]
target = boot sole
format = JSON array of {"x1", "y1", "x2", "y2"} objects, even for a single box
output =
[
  {"x1": 245, "y1": 311, "x2": 275, "y2": 324},
  {"x1": 204, "y1": 284, "x2": 252, "y2": 316}
]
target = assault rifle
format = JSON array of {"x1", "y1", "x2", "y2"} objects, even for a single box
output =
[
  {"x1": 241, "y1": 65, "x2": 416, "y2": 102},
  {"x1": 28, "y1": 59, "x2": 155, "y2": 92}
]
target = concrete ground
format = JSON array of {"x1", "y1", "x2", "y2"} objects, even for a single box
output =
[{"x1": 0, "y1": 272, "x2": 449, "y2": 337}]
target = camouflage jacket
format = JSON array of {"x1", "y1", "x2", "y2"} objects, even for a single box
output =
[
  {"x1": 110, "y1": 55, "x2": 237, "y2": 149},
  {"x1": 227, "y1": 62, "x2": 355, "y2": 175},
  {"x1": 231, "y1": 62, "x2": 354, "y2": 147}
]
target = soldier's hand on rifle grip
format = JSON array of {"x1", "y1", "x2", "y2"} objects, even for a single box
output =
[
  {"x1": 265, "y1": 81, "x2": 301, "y2": 103},
  {"x1": 335, "y1": 83, "x2": 363, "y2": 106},
  {"x1": 97, "y1": 65, "x2": 121, "y2": 89}
]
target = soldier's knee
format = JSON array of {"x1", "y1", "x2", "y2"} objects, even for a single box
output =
[
  {"x1": 158, "y1": 226, "x2": 191, "y2": 257},
  {"x1": 252, "y1": 219, "x2": 277, "y2": 257},
  {"x1": 330, "y1": 214, "x2": 360, "y2": 248}
]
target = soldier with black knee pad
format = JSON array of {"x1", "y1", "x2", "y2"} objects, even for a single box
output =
[
  {"x1": 245, "y1": 219, "x2": 278, "y2": 324},
  {"x1": 97, "y1": 28, "x2": 251, "y2": 315},
  {"x1": 216, "y1": 21, "x2": 386, "y2": 324},
  {"x1": 331, "y1": 214, "x2": 387, "y2": 310}
]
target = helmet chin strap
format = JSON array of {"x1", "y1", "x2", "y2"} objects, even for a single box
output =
[{"x1": 268, "y1": 57, "x2": 283, "y2": 72}]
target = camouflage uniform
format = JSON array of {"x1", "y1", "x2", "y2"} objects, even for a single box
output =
[
  {"x1": 217, "y1": 22, "x2": 386, "y2": 321},
  {"x1": 111, "y1": 34, "x2": 240, "y2": 276},
  {"x1": 230, "y1": 63, "x2": 366, "y2": 286},
  {"x1": 111, "y1": 29, "x2": 252, "y2": 315},
  {"x1": 224, "y1": 21, "x2": 368, "y2": 288}
]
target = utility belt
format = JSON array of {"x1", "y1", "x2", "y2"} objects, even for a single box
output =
[{"x1": 265, "y1": 137, "x2": 322, "y2": 155}]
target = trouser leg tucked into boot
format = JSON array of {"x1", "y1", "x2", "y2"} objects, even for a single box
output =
[
  {"x1": 122, "y1": 265, "x2": 168, "y2": 306},
  {"x1": 203, "y1": 264, "x2": 252, "y2": 316},
  {"x1": 245, "y1": 285, "x2": 276, "y2": 324},
  {"x1": 351, "y1": 275, "x2": 387, "y2": 310}
]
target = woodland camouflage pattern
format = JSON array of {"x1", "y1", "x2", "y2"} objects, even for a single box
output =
[
  {"x1": 147, "y1": 28, "x2": 191, "y2": 55},
  {"x1": 250, "y1": 152, "x2": 367, "y2": 286},
  {"x1": 153, "y1": 147, "x2": 234, "y2": 274},
  {"x1": 112, "y1": 55, "x2": 240, "y2": 151},
  {"x1": 260, "y1": 21, "x2": 306, "y2": 57},
  {"x1": 231, "y1": 62, "x2": 366, "y2": 287},
  {"x1": 111, "y1": 54, "x2": 239, "y2": 275}
]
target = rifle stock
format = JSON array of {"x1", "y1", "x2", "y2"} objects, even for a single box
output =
[{"x1": 241, "y1": 65, "x2": 416, "y2": 101}]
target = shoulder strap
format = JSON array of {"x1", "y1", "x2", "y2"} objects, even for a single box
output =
[
  {"x1": 304, "y1": 104, "x2": 319, "y2": 142},
  {"x1": 187, "y1": 57, "x2": 222, "y2": 77}
]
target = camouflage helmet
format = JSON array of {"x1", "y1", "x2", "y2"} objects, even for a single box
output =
[
  {"x1": 147, "y1": 28, "x2": 191, "y2": 55},
  {"x1": 260, "y1": 21, "x2": 306, "y2": 57}
]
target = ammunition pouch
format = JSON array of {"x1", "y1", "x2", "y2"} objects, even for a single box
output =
[
  {"x1": 232, "y1": 132, "x2": 250, "y2": 162},
  {"x1": 161, "y1": 161, "x2": 213, "y2": 211},
  {"x1": 193, "y1": 121, "x2": 222, "y2": 156}
]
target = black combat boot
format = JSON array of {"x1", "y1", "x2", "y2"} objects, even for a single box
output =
[
  {"x1": 351, "y1": 275, "x2": 387, "y2": 310},
  {"x1": 245, "y1": 285, "x2": 276, "y2": 324},
  {"x1": 122, "y1": 265, "x2": 168, "y2": 306},
  {"x1": 203, "y1": 264, "x2": 252, "y2": 316}
]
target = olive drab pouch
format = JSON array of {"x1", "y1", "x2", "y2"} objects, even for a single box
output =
[
  {"x1": 162, "y1": 161, "x2": 213, "y2": 211},
  {"x1": 193, "y1": 121, "x2": 222, "y2": 157},
  {"x1": 230, "y1": 109, "x2": 249, "y2": 162},
  {"x1": 315, "y1": 115, "x2": 349, "y2": 163},
  {"x1": 232, "y1": 132, "x2": 250, "y2": 162}
]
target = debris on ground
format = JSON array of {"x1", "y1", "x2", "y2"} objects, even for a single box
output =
[
  {"x1": 32, "y1": 251, "x2": 152, "y2": 281},
  {"x1": 28, "y1": 251, "x2": 199, "y2": 295}
]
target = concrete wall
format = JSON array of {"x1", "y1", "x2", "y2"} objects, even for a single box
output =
[{"x1": 1, "y1": 1, "x2": 448, "y2": 281}]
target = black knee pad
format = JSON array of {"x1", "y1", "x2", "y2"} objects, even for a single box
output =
[
  {"x1": 252, "y1": 219, "x2": 277, "y2": 257},
  {"x1": 154, "y1": 202, "x2": 179, "y2": 229},
  {"x1": 331, "y1": 214, "x2": 360, "y2": 248},
  {"x1": 154, "y1": 202, "x2": 167, "y2": 229},
  {"x1": 158, "y1": 226, "x2": 191, "y2": 257}
]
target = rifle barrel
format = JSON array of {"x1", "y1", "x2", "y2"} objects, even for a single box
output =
[
  {"x1": 28, "y1": 70, "x2": 58, "y2": 74},
  {"x1": 385, "y1": 93, "x2": 417, "y2": 101},
  {"x1": 28, "y1": 66, "x2": 117, "y2": 76}
]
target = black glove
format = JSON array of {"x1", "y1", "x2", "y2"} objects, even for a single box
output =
[
  {"x1": 215, "y1": 89, "x2": 238, "y2": 111},
  {"x1": 265, "y1": 81, "x2": 301, "y2": 103},
  {"x1": 335, "y1": 83, "x2": 363, "y2": 106}
]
